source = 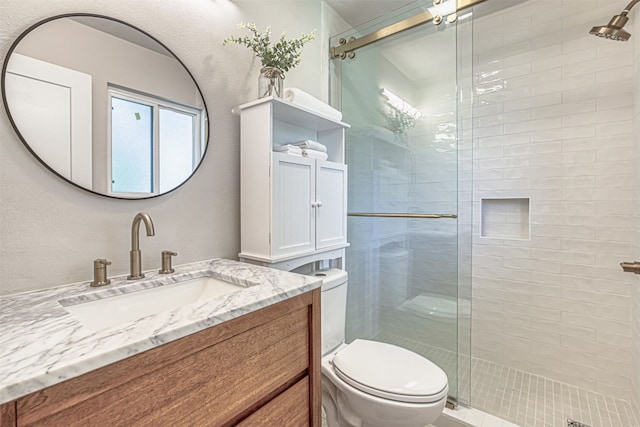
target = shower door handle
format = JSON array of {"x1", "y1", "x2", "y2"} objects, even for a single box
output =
[{"x1": 620, "y1": 261, "x2": 640, "y2": 274}]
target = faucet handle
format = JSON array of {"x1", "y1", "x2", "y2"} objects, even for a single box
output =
[
  {"x1": 91, "y1": 258, "x2": 112, "y2": 287},
  {"x1": 159, "y1": 250, "x2": 178, "y2": 274}
]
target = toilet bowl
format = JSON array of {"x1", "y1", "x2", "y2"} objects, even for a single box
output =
[{"x1": 312, "y1": 269, "x2": 449, "y2": 427}]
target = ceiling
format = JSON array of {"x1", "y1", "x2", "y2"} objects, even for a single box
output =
[{"x1": 324, "y1": 0, "x2": 416, "y2": 27}]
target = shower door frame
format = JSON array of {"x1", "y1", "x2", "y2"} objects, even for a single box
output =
[{"x1": 330, "y1": 0, "x2": 486, "y2": 60}]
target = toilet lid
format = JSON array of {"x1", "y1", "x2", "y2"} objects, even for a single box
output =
[{"x1": 332, "y1": 339, "x2": 448, "y2": 404}]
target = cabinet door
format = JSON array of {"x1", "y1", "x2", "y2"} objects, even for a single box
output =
[
  {"x1": 272, "y1": 153, "x2": 316, "y2": 257},
  {"x1": 316, "y1": 161, "x2": 347, "y2": 249}
]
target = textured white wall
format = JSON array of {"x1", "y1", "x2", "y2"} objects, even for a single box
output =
[
  {"x1": 0, "y1": 0, "x2": 330, "y2": 295},
  {"x1": 471, "y1": 0, "x2": 636, "y2": 399}
]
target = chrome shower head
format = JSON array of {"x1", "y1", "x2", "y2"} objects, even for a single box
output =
[{"x1": 590, "y1": 0, "x2": 640, "y2": 41}]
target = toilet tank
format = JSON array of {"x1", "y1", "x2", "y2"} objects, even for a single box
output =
[{"x1": 309, "y1": 269, "x2": 348, "y2": 355}]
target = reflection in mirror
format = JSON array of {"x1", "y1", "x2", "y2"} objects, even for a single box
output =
[{"x1": 2, "y1": 14, "x2": 209, "y2": 199}]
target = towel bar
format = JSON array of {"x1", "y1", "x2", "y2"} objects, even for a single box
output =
[{"x1": 347, "y1": 213, "x2": 457, "y2": 219}]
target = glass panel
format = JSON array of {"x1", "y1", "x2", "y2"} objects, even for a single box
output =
[
  {"x1": 456, "y1": 7, "x2": 474, "y2": 407},
  {"x1": 159, "y1": 108, "x2": 195, "y2": 193},
  {"x1": 111, "y1": 97, "x2": 153, "y2": 193},
  {"x1": 334, "y1": 6, "x2": 467, "y2": 402}
]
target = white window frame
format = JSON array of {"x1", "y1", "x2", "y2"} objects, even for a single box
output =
[{"x1": 107, "y1": 86, "x2": 203, "y2": 197}]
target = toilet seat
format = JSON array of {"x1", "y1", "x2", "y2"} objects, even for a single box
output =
[{"x1": 331, "y1": 339, "x2": 448, "y2": 404}]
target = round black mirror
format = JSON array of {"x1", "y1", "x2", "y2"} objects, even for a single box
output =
[{"x1": 2, "y1": 14, "x2": 209, "y2": 199}]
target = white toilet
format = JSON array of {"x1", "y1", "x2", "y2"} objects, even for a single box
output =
[{"x1": 314, "y1": 269, "x2": 449, "y2": 427}]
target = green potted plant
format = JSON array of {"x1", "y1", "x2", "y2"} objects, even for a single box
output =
[{"x1": 224, "y1": 22, "x2": 315, "y2": 98}]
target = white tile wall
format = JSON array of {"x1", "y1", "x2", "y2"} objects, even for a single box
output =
[
  {"x1": 631, "y1": 5, "x2": 640, "y2": 424},
  {"x1": 472, "y1": 0, "x2": 636, "y2": 400}
]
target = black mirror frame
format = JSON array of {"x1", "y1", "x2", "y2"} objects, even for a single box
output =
[{"x1": 1, "y1": 13, "x2": 210, "y2": 200}]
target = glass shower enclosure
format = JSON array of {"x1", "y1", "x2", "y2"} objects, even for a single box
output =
[{"x1": 330, "y1": 0, "x2": 474, "y2": 406}]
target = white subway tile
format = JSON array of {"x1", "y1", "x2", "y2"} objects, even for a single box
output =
[
  {"x1": 507, "y1": 67, "x2": 563, "y2": 90},
  {"x1": 563, "y1": 56, "x2": 632, "y2": 79},
  {"x1": 563, "y1": 288, "x2": 630, "y2": 310},
  {"x1": 563, "y1": 35, "x2": 601, "y2": 54},
  {"x1": 532, "y1": 48, "x2": 596, "y2": 72},
  {"x1": 596, "y1": 305, "x2": 631, "y2": 322},
  {"x1": 503, "y1": 92, "x2": 562, "y2": 113},
  {"x1": 564, "y1": 107, "x2": 633, "y2": 128},
  {"x1": 532, "y1": 99, "x2": 596, "y2": 120},
  {"x1": 478, "y1": 110, "x2": 532, "y2": 127},
  {"x1": 595, "y1": 200, "x2": 634, "y2": 215},
  {"x1": 562, "y1": 163, "x2": 598, "y2": 177},
  {"x1": 596, "y1": 228, "x2": 633, "y2": 243},
  {"x1": 474, "y1": 124, "x2": 505, "y2": 138},
  {"x1": 559, "y1": 358, "x2": 598, "y2": 380},
  {"x1": 531, "y1": 125, "x2": 596, "y2": 142},
  {"x1": 597, "y1": 65, "x2": 634, "y2": 84},
  {"x1": 561, "y1": 238, "x2": 597, "y2": 252},
  {"x1": 532, "y1": 281, "x2": 565, "y2": 299},
  {"x1": 596, "y1": 331, "x2": 632, "y2": 351},
  {"x1": 597, "y1": 93, "x2": 634, "y2": 111},
  {"x1": 505, "y1": 118, "x2": 563, "y2": 135},
  {"x1": 508, "y1": 44, "x2": 562, "y2": 68},
  {"x1": 596, "y1": 120, "x2": 633, "y2": 136},
  {"x1": 532, "y1": 73, "x2": 597, "y2": 96},
  {"x1": 561, "y1": 150, "x2": 597, "y2": 164}
]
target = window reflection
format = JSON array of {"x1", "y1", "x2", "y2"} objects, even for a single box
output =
[
  {"x1": 111, "y1": 97, "x2": 153, "y2": 193},
  {"x1": 159, "y1": 108, "x2": 197, "y2": 193},
  {"x1": 109, "y1": 87, "x2": 202, "y2": 195}
]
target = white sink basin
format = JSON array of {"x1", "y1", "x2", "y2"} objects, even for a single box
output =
[{"x1": 61, "y1": 275, "x2": 246, "y2": 331}]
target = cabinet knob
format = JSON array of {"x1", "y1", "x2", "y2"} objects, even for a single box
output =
[
  {"x1": 316, "y1": 201, "x2": 323, "y2": 208},
  {"x1": 311, "y1": 202, "x2": 318, "y2": 208}
]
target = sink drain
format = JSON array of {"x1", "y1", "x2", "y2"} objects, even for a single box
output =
[{"x1": 567, "y1": 419, "x2": 591, "y2": 427}]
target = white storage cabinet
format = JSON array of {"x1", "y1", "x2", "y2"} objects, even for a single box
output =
[{"x1": 237, "y1": 97, "x2": 349, "y2": 268}]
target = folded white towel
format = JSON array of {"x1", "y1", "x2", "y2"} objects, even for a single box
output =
[
  {"x1": 291, "y1": 140, "x2": 327, "y2": 153},
  {"x1": 283, "y1": 88, "x2": 343, "y2": 121},
  {"x1": 302, "y1": 149, "x2": 328, "y2": 161},
  {"x1": 273, "y1": 144, "x2": 303, "y2": 156}
]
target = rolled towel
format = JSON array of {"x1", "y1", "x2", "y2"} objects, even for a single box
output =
[
  {"x1": 290, "y1": 139, "x2": 327, "y2": 153},
  {"x1": 273, "y1": 144, "x2": 303, "y2": 156},
  {"x1": 302, "y1": 149, "x2": 328, "y2": 161},
  {"x1": 283, "y1": 88, "x2": 343, "y2": 121}
]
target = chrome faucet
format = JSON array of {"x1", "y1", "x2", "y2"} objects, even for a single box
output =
[{"x1": 128, "y1": 212, "x2": 155, "y2": 280}]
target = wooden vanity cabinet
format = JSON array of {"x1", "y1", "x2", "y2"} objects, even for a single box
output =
[
  {"x1": 10, "y1": 289, "x2": 321, "y2": 427},
  {"x1": 0, "y1": 402, "x2": 16, "y2": 427}
]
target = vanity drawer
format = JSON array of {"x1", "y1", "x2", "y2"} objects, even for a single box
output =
[
  {"x1": 238, "y1": 376, "x2": 310, "y2": 426},
  {"x1": 17, "y1": 291, "x2": 316, "y2": 426}
]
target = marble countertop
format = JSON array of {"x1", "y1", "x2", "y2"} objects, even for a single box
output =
[{"x1": 0, "y1": 258, "x2": 322, "y2": 405}]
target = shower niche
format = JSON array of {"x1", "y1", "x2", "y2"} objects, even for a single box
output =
[{"x1": 480, "y1": 197, "x2": 531, "y2": 240}]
